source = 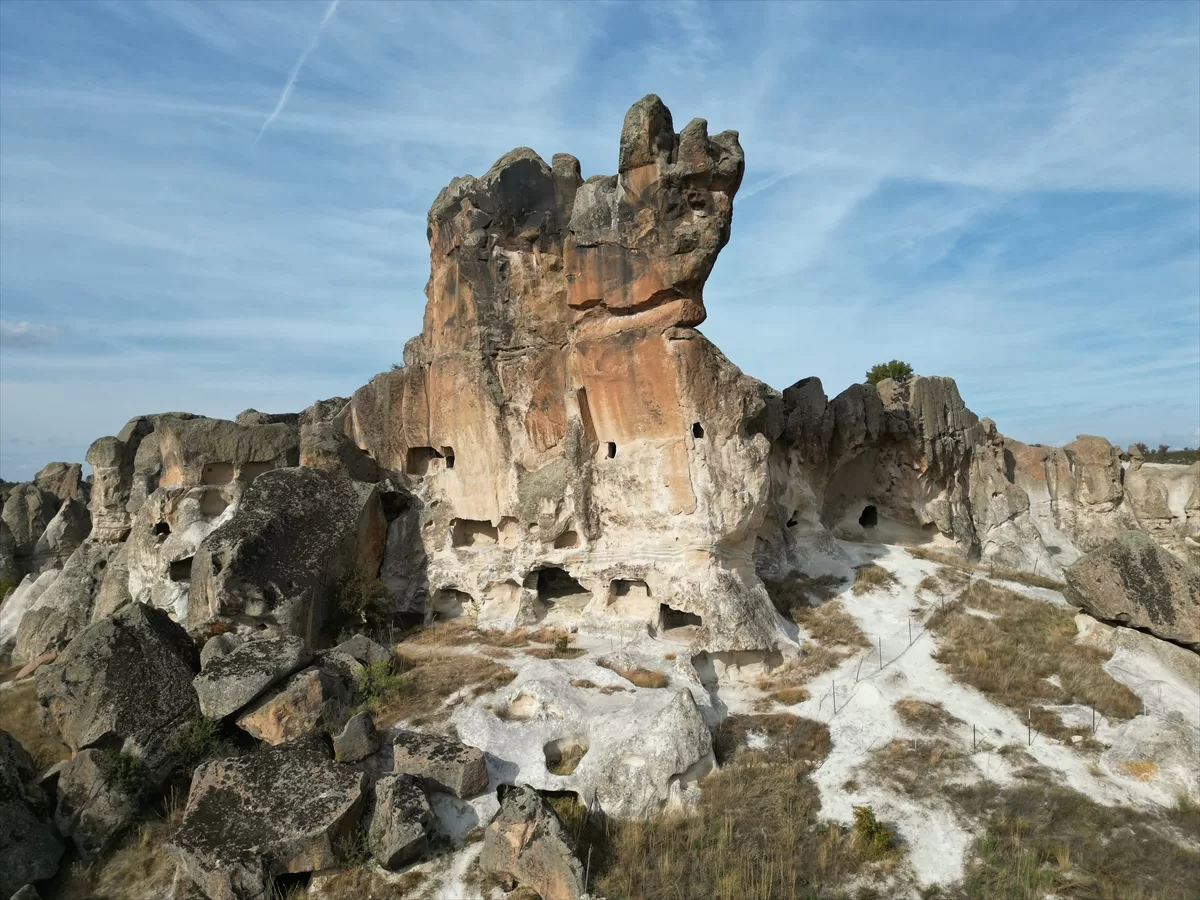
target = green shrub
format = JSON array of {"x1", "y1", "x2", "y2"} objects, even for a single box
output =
[
  {"x1": 851, "y1": 805, "x2": 892, "y2": 859},
  {"x1": 554, "y1": 635, "x2": 571, "y2": 654},
  {"x1": 865, "y1": 360, "x2": 914, "y2": 385},
  {"x1": 97, "y1": 749, "x2": 151, "y2": 801},
  {"x1": 330, "y1": 570, "x2": 389, "y2": 636},
  {"x1": 355, "y1": 660, "x2": 411, "y2": 711},
  {"x1": 169, "y1": 717, "x2": 226, "y2": 773},
  {"x1": 0, "y1": 575, "x2": 19, "y2": 598}
]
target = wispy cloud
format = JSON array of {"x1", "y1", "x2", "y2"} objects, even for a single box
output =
[
  {"x1": 0, "y1": 0, "x2": 1196, "y2": 479},
  {"x1": 254, "y1": 0, "x2": 340, "y2": 145},
  {"x1": 0, "y1": 321, "x2": 64, "y2": 347}
]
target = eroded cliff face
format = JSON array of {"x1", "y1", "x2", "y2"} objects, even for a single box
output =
[{"x1": 343, "y1": 95, "x2": 783, "y2": 652}]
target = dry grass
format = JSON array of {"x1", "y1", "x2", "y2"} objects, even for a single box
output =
[
  {"x1": 308, "y1": 866, "x2": 427, "y2": 899},
  {"x1": 851, "y1": 563, "x2": 897, "y2": 595},
  {"x1": 868, "y1": 737, "x2": 971, "y2": 799},
  {"x1": 945, "y1": 780, "x2": 1200, "y2": 899},
  {"x1": 597, "y1": 661, "x2": 669, "y2": 689},
  {"x1": 768, "y1": 686, "x2": 810, "y2": 706},
  {"x1": 713, "y1": 714, "x2": 831, "y2": 767},
  {"x1": 527, "y1": 646, "x2": 587, "y2": 660},
  {"x1": 545, "y1": 743, "x2": 587, "y2": 776},
  {"x1": 894, "y1": 697, "x2": 963, "y2": 733},
  {"x1": 927, "y1": 581, "x2": 1140, "y2": 743},
  {"x1": 571, "y1": 679, "x2": 599, "y2": 689},
  {"x1": 57, "y1": 794, "x2": 186, "y2": 900},
  {"x1": 905, "y1": 546, "x2": 1066, "y2": 591},
  {"x1": 402, "y1": 618, "x2": 530, "y2": 649},
  {"x1": 757, "y1": 641, "x2": 855, "y2": 702},
  {"x1": 791, "y1": 600, "x2": 870, "y2": 648},
  {"x1": 363, "y1": 650, "x2": 515, "y2": 728},
  {"x1": 0, "y1": 678, "x2": 71, "y2": 768},
  {"x1": 580, "y1": 721, "x2": 905, "y2": 900}
]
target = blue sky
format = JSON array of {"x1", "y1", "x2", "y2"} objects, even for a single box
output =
[{"x1": 1, "y1": 0, "x2": 1197, "y2": 480}]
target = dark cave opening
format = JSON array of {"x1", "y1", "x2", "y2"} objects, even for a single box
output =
[{"x1": 858, "y1": 505, "x2": 878, "y2": 529}]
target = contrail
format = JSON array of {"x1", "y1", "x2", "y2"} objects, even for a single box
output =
[{"x1": 254, "y1": 0, "x2": 340, "y2": 145}]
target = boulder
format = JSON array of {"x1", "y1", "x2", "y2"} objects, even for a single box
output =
[
  {"x1": 332, "y1": 633, "x2": 393, "y2": 667},
  {"x1": 0, "y1": 569, "x2": 60, "y2": 659},
  {"x1": 89, "y1": 541, "x2": 133, "y2": 622},
  {"x1": 235, "y1": 666, "x2": 351, "y2": 746},
  {"x1": 12, "y1": 541, "x2": 122, "y2": 664},
  {"x1": 368, "y1": 773, "x2": 432, "y2": 869},
  {"x1": 53, "y1": 748, "x2": 140, "y2": 861},
  {"x1": 193, "y1": 635, "x2": 311, "y2": 721},
  {"x1": 199, "y1": 631, "x2": 246, "y2": 669},
  {"x1": 34, "y1": 462, "x2": 88, "y2": 505},
  {"x1": 188, "y1": 468, "x2": 386, "y2": 643},
  {"x1": 332, "y1": 711, "x2": 378, "y2": 764},
  {"x1": 392, "y1": 729, "x2": 489, "y2": 798},
  {"x1": 1065, "y1": 531, "x2": 1200, "y2": 648},
  {"x1": 1, "y1": 483, "x2": 59, "y2": 575},
  {"x1": 36, "y1": 603, "x2": 201, "y2": 777},
  {"x1": 0, "y1": 729, "x2": 64, "y2": 897},
  {"x1": 169, "y1": 741, "x2": 367, "y2": 900},
  {"x1": 30, "y1": 498, "x2": 90, "y2": 573},
  {"x1": 299, "y1": 422, "x2": 379, "y2": 483},
  {"x1": 480, "y1": 785, "x2": 585, "y2": 900}
]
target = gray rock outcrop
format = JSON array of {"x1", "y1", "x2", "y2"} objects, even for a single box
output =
[
  {"x1": 234, "y1": 665, "x2": 351, "y2": 746},
  {"x1": 0, "y1": 729, "x2": 64, "y2": 898},
  {"x1": 53, "y1": 747, "x2": 140, "y2": 861},
  {"x1": 368, "y1": 773, "x2": 431, "y2": 868},
  {"x1": 169, "y1": 741, "x2": 367, "y2": 900},
  {"x1": 193, "y1": 634, "x2": 311, "y2": 720},
  {"x1": 1066, "y1": 531, "x2": 1200, "y2": 649},
  {"x1": 36, "y1": 603, "x2": 201, "y2": 778},
  {"x1": 480, "y1": 785, "x2": 585, "y2": 900},
  {"x1": 392, "y1": 729, "x2": 489, "y2": 798},
  {"x1": 332, "y1": 711, "x2": 378, "y2": 764},
  {"x1": 187, "y1": 468, "x2": 386, "y2": 642}
]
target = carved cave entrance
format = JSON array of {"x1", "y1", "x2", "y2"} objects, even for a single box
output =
[{"x1": 858, "y1": 505, "x2": 878, "y2": 529}]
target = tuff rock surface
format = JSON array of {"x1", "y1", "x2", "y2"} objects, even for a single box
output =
[
  {"x1": 480, "y1": 784, "x2": 586, "y2": 900},
  {"x1": 193, "y1": 634, "x2": 311, "y2": 720},
  {"x1": 187, "y1": 468, "x2": 386, "y2": 642},
  {"x1": 392, "y1": 729, "x2": 490, "y2": 798},
  {"x1": 1066, "y1": 531, "x2": 1200, "y2": 648},
  {"x1": 35, "y1": 602, "x2": 201, "y2": 777},
  {"x1": 367, "y1": 773, "x2": 433, "y2": 868},
  {"x1": 0, "y1": 729, "x2": 64, "y2": 898},
  {"x1": 234, "y1": 665, "x2": 351, "y2": 745},
  {"x1": 170, "y1": 740, "x2": 367, "y2": 900},
  {"x1": 53, "y1": 747, "x2": 140, "y2": 861}
]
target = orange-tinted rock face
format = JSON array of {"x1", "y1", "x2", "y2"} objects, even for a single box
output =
[{"x1": 346, "y1": 96, "x2": 779, "y2": 651}]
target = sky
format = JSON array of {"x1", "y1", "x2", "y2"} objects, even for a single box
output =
[{"x1": 1, "y1": 0, "x2": 1197, "y2": 480}]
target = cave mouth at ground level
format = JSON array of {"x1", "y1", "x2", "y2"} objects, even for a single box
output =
[{"x1": 859, "y1": 504, "x2": 878, "y2": 529}]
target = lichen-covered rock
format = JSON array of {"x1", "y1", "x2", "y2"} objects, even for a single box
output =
[
  {"x1": 12, "y1": 541, "x2": 122, "y2": 664},
  {"x1": 368, "y1": 773, "x2": 431, "y2": 868},
  {"x1": 332, "y1": 710, "x2": 378, "y2": 764},
  {"x1": 392, "y1": 729, "x2": 489, "y2": 798},
  {"x1": 235, "y1": 666, "x2": 350, "y2": 746},
  {"x1": 36, "y1": 602, "x2": 201, "y2": 777},
  {"x1": 1066, "y1": 531, "x2": 1200, "y2": 648},
  {"x1": 1, "y1": 483, "x2": 59, "y2": 575},
  {"x1": 480, "y1": 784, "x2": 585, "y2": 900},
  {"x1": 187, "y1": 468, "x2": 386, "y2": 643},
  {"x1": 0, "y1": 729, "x2": 64, "y2": 898},
  {"x1": 299, "y1": 421, "x2": 379, "y2": 483},
  {"x1": 31, "y1": 497, "x2": 90, "y2": 573},
  {"x1": 193, "y1": 634, "x2": 310, "y2": 720},
  {"x1": 53, "y1": 748, "x2": 140, "y2": 861},
  {"x1": 199, "y1": 631, "x2": 245, "y2": 669},
  {"x1": 332, "y1": 633, "x2": 392, "y2": 667},
  {"x1": 169, "y1": 741, "x2": 367, "y2": 900}
]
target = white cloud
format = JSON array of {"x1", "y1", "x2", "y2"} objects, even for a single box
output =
[{"x1": 0, "y1": 321, "x2": 64, "y2": 347}]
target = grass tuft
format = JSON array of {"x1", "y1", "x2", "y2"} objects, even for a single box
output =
[
  {"x1": 852, "y1": 564, "x2": 897, "y2": 595},
  {"x1": 926, "y1": 581, "x2": 1140, "y2": 743},
  {"x1": 597, "y1": 660, "x2": 668, "y2": 689}
]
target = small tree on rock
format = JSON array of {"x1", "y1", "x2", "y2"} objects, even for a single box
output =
[{"x1": 865, "y1": 360, "x2": 914, "y2": 386}]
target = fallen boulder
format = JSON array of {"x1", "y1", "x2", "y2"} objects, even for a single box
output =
[
  {"x1": 368, "y1": 773, "x2": 432, "y2": 868},
  {"x1": 187, "y1": 468, "x2": 386, "y2": 643},
  {"x1": 53, "y1": 748, "x2": 141, "y2": 861},
  {"x1": 169, "y1": 741, "x2": 367, "y2": 900},
  {"x1": 0, "y1": 729, "x2": 64, "y2": 898},
  {"x1": 392, "y1": 729, "x2": 489, "y2": 798},
  {"x1": 193, "y1": 634, "x2": 310, "y2": 720},
  {"x1": 332, "y1": 633, "x2": 393, "y2": 667},
  {"x1": 1065, "y1": 531, "x2": 1200, "y2": 649},
  {"x1": 235, "y1": 666, "x2": 350, "y2": 746},
  {"x1": 36, "y1": 603, "x2": 201, "y2": 777},
  {"x1": 480, "y1": 785, "x2": 586, "y2": 900},
  {"x1": 333, "y1": 711, "x2": 378, "y2": 764}
]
